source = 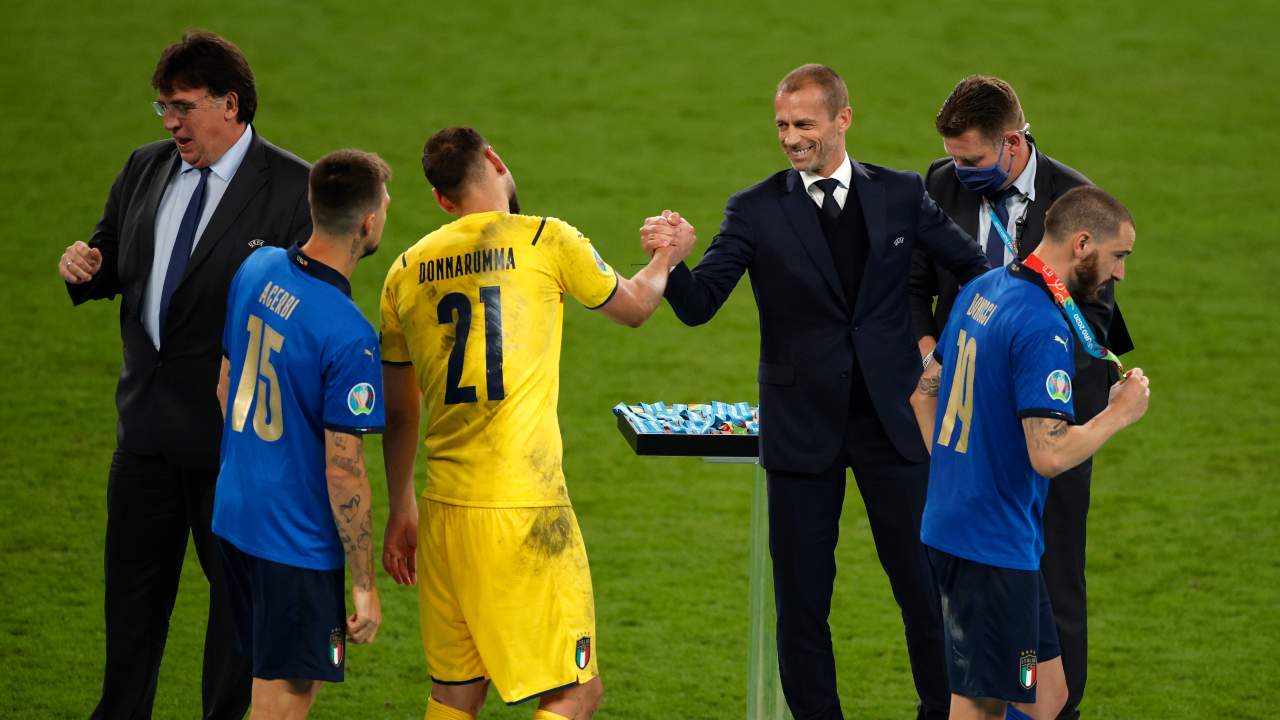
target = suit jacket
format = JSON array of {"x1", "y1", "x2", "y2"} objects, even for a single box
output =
[
  {"x1": 908, "y1": 147, "x2": 1134, "y2": 413},
  {"x1": 666, "y1": 160, "x2": 988, "y2": 472},
  {"x1": 68, "y1": 131, "x2": 311, "y2": 469}
]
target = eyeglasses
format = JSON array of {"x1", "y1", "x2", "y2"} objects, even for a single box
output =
[{"x1": 152, "y1": 95, "x2": 223, "y2": 118}]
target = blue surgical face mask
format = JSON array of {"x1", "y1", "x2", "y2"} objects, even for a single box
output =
[{"x1": 954, "y1": 138, "x2": 1010, "y2": 196}]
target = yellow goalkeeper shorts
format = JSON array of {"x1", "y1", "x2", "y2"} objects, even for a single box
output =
[{"x1": 417, "y1": 499, "x2": 599, "y2": 703}]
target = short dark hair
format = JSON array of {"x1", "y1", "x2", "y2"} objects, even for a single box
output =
[
  {"x1": 422, "y1": 127, "x2": 488, "y2": 204},
  {"x1": 152, "y1": 30, "x2": 257, "y2": 124},
  {"x1": 935, "y1": 75, "x2": 1024, "y2": 142},
  {"x1": 1044, "y1": 186, "x2": 1135, "y2": 244},
  {"x1": 777, "y1": 64, "x2": 849, "y2": 118},
  {"x1": 309, "y1": 150, "x2": 392, "y2": 235}
]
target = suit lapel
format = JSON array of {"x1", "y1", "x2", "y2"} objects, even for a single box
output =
[
  {"x1": 850, "y1": 160, "x2": 884, "y2": 315},
  {"x1": 124, "y1": 151, "x2": 180, "y2": 312},
  {"x1": 778, "y1": 170, "x2": 846, "y2": 304},
  {"x1": 181, "y1": 132, "x2": 269, "y2": 284},
  {"x1": 954, "y1": 179, "x2": 981, "y2": 240},
  {"x1": 1019, "y1": 148, "x2": 1053, "y2": 259},
  {"x1": 852, "y1": 159, "x2": 885, "y2": 256}
]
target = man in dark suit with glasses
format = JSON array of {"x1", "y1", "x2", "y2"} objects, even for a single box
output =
[{"x1": 58, "y1": 30, "x2": 311, "y2": 719}]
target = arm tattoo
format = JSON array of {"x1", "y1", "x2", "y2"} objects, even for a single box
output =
[
  {"x1": 328, "y1": 432, "x2": 365, "y2": 476},
  {"x1": 1026, "y1": 418, "x2": 1069, "y2": 450},
  {"x1": 917, "y1": 362, "x2": 942, "y2": 397},
  {"x1": 328, "y1": 431, "x2": 374, "y2": 590},
  {"x1": 329, "y1": 454, "x2": 362, "y2": 476},
  {"x1": 339, "y1": 494, "x2": 360, "y2": 523},
  {"x1": 918, "y1": 372, "x2": 940, "y2": 397},
  {"x1": 333, "y1": 492, "x2": 375, "y2": 590}
]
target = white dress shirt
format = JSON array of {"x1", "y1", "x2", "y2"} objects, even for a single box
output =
[
  {"x1": 978, "y1": 149, "x2": 1037, "y2": 265},
  {"x1": 143, "y1": 124, "x2": 255, "y2": 348},
  {"x1": 800, "y1": 154, "x2": 854, "y2": 212}
]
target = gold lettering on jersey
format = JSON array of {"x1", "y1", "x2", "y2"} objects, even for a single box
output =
[
  {"x1": 256, "y1": 281, "x2": 300, "y2": 320},
  {"x1": 418, "y1": 247, "x2": 517, "y2": 284},
  {"x1": 965, "y1": 292, "x2": 999, "y2": 326}
]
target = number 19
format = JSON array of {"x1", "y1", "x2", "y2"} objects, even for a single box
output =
[{"x1": 937, "y1": 329, "x2": 977, "y2": 453}]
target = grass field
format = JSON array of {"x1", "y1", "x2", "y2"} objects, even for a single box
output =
[{"x1": 2, "y1": 1, "x2": 1277, "y2": 717}]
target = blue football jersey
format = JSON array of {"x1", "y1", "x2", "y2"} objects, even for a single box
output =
[
  {"x1": 921, "y1": 263, "x2": 1076, "y2": 571},
  {"x1": 213, "y1": 246, "x2": 385, "y2": 571}
]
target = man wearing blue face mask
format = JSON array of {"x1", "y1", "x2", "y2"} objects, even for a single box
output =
[{"x1": 908, "y1": 76, "x2": 1134, "y2": 720}]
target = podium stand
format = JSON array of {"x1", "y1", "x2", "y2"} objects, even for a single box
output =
[{"x1": 617, "y1": 415, "x2": 792, "y2": 720}]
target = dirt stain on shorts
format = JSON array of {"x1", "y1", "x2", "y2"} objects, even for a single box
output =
[{"x1": 524, "y1": 506, "x2": 573, "y2": 557}]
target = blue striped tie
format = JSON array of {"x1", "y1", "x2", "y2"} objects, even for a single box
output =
[{"x1": 158, "y1": 167, "x2": 211, "y2": 338}]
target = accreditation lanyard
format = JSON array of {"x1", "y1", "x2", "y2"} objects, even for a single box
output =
[
  {"x1": 986, "y1": 203, "x2": 1020, "y2": 258},
  {"x1": 1020, "y1": 254, "x2": 1124, "y2": 372}
]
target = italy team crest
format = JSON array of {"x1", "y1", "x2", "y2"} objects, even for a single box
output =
[
  {"x1": 329, "y1": 628, "x2": 345, "y2": 667},
  {"x1": 575, "y1": 636, "x2": 591, "y2": 670},
  {"x1": 1019, "y1": 650, "x2": 1037, "y2": 689},
  {"x1": 347, "y1": 382, "x2": 376, "y2": 415}
]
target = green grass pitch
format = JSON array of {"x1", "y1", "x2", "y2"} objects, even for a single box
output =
[{"x1": 2, "y1": 1, "x2": 1277, "y2": 717}]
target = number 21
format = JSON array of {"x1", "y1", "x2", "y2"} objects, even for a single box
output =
[{"x1": 437, "y1": 285, "x2": 505, "y2": 405}]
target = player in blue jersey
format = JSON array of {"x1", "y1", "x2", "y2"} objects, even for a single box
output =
[
  {"x1": 910, "y1": 187, "x2": 1150, "y2": 720},
  {"x1": 213, "y1": 149, "x2": 392, "y2": 718}
]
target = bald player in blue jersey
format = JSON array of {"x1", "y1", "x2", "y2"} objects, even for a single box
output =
[
  {"x1": 214, "y1": 149, "x2": 392, "y2": 719},
  {"x1": 909, "y1": 187, "x2": 1150, "y2": 720}
]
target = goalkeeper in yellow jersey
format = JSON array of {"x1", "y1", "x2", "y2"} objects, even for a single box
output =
[{"x1": 378, "y1": 127, "x2": 693, "y2": 720}]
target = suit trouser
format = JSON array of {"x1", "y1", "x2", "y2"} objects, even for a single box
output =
[
  {"x1": 91, "y1": 449, "x2": 250, "y2": 720},
  {"x1": 1042, "y1": 354, "x2": 1111, "y2": 720},
  {"x1": 767, "y1": 423, "x2": 948, "y2": 720},
  {"x1": 1043, "y1": 458, "x2": 1090, "y2": 720}
]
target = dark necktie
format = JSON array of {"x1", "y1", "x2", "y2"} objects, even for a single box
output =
[
  {"x1": 813, "y1": 176, "x2": 860, "y2": 308},
  {"x1": 158, "y1": 167, "x2": 212, "y2": 337},
  {"x1": 815, "y1": 178, "x2": 842, "y2": 220},
  {"x1": 984, "y1": 186, "x2": 1020, "y2": 268}
]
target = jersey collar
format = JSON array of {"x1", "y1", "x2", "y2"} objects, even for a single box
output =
[
  {"x1": 288, "y1": 244, "x2": 351, "y2": 297},
  {"x1": 1008, "y1": 260, "x2": 1053, "y2": 300}
]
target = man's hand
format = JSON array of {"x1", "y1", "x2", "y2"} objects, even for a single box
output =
[
  {"x1": 347, "y1": 585, "x2": 381, "y2": 644},
  {"x1": 59, "y1": 241, "x2": 102, "y2": 284},
  {"x1": 382, "y1": 509, "x2": 419, "y2": 586},
  {"x1": 1107, "y1": 367, "x2": 1150, "y2": 428},
  {"x1": 641, "y1": 210, "x2": 695, "y2": 262},
  {"x1": 917, "y1": 336, "x2": 937, "y2": 362}
]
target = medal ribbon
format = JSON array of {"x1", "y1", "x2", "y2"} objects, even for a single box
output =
[{"x1": 1020, "y1": 254, "x2": 1124, "y2": 372}]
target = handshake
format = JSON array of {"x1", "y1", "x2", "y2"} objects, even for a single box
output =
[{"x1": 639, "y1": 210, "x2": 697, "y2": 266}]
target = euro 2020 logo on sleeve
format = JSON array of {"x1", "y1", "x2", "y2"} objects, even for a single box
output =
[
  {"x1": 347, "y1": 382, "x2": 376, "y2": 416},
  {"x1": 1045, "y1": 370, "x2": 1072, "y2": 404},
  {"x1": 590, "y1": 246, "x2": 611, "y2": 275}
]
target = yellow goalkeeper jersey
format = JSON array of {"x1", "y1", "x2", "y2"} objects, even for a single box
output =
[{"x1": 380, "y1": 211, "x2": 618, "y2": 508}]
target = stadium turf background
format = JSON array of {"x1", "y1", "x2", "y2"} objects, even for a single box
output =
[{"x1": 2, "y1": 1, "x2": 1276, "y2": 717}]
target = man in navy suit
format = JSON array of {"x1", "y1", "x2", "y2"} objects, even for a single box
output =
[{"x1": 642, "y1": 64, "x2": 987, "y2": 719}]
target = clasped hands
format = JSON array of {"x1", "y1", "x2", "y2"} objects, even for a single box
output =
[{"x1": 640, "y1": 210, "x2": 696, "y2": 265}]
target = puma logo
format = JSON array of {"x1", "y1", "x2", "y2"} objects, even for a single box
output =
[{"x1": 1054, "y1": 335, "x2": 1069, "y2": 352}]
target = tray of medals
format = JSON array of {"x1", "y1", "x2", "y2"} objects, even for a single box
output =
[{"x1": 613, "y1": 401, "x2": 759, "y2": 458}]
